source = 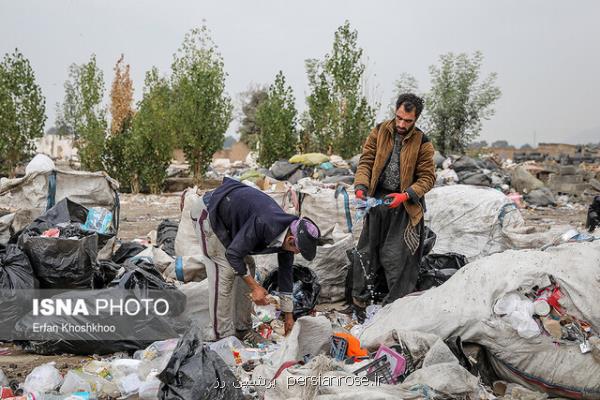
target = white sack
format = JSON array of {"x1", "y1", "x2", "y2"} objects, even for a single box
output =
[
  {"x1": 360, "y1": 241, "x2": 600, "y2": 397},
  {"x1": 425, "y1": 184, "x2": 569, "y2": 259}
]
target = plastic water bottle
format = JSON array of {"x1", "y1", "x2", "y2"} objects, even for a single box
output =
[{"x1": 354, "y1": 196, "x2": 384, "y2": 222}]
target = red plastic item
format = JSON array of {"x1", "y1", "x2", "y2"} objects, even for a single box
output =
[
  {"x1": 547, "y1": 287, "x2": 563, "y2": 313},
  {"x1": 0, "y1": 387, "x2": 14, "y2": 399}
]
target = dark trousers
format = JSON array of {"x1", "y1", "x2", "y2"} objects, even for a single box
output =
[{"x1": 351, "y1": 204, "x2": 424, "y2": 306}]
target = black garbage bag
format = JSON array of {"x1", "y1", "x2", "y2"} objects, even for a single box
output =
[
  {"x1": 422, "y1": 227, "x2": 437, "y2": 256},
  {"x1": 451, "y1": 156, "x2": 480, "y2": 173},
  {"x1": 17, "y1": 198, "x2": 116, "y2": 289},
  {"x1": 457, "y1": 170, "x2": 492, "y2": 186},
  {"x1": 417, "y1": 252, "x2": 468, "y2": 291},
  {"x1": 263, "y1": 264, "x2": 320, "y2": 319},
  {"x1": 157, "y1": 219, "x2": 178, "y2": 257},
  {"x1": 287, "y1": 168, "x2": 308, "y2": 184},
  {"x1": 158, "y1": 326, "x2": 244, "y2": 400},
  {"x1": 112, "y1": 241, "x2": 146, "y2": 264},
  {"x1": 110, "y1": 257, "x2": 187, "y2": 316},
  {"x1": 13, "y1": 286, "x2": 181, "y2": 355},
  {"x1": 0, "y1": 245, "x2": 38, "y2": 339},
  {"x1": 270, "y1": 160, "x2": 301, "y2": 180},
  {"x1": 19, "y1": 228, "x2": 103, "y2": 289}
]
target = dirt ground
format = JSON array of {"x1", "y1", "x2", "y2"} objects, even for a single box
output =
[{"x1": 0, "y1": 193, "x2": 591, "y2": 391}]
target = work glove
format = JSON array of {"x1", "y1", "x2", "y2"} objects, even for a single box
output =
[
  {"x1": 384, "y1": 192, "x2": 410, "y2": 208},
  {"x1": 354, "y1": 185, "x2": 367, "y2": 200}
]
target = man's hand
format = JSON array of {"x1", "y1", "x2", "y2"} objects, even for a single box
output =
[
  {"x1": 243, "y1": 275, "x2": 270, "y2": 305},
  {"x1": 284, "y1": 312, "x2": 295, "y2": 336},
  {"x1": 355, "y1": 185, "x2": 367, "y2": 200},
  {"x1": 384, "y1": 192, "x2": 410, "y2": 208},
  {"x1": 251, "y1": 285, "x2": 269, "y2": 306}
]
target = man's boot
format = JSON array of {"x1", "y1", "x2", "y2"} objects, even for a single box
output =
[{"x1": 352, "y1": 298, "x2": 367, "y2": 324}]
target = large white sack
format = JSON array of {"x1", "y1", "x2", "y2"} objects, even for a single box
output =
[
  {"x1": 425, "y1": 184, "x2": 568, "y2": 259},
  {"x1": 173, "y1": 280, "x2": 210, "y2": 329},
  {"x1": 294, "y1": 181, "x2": 362, "y2": 242},
  {"x1": 162, "y1": 255, "x2": 208, "y2": 283},
  {"x1": 360, "y1": 241, "x2": 600, "y2": 397},
  {"x1": 0, "y1": 170, "x2": 119, "y2": 244},
  {"x1": 174, "y1": 188, "x2": 203, "y2": 257}
]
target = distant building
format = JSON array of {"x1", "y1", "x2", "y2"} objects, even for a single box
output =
[
  {"x1": 213, "y1": 141, "x2": 250, "y2": 162},
  {"x1": 35, "y1": 134, "x2": 77, "y2": 160}
]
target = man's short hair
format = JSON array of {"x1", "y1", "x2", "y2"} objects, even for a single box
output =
[{"x1": 395, "y1": 93, "x2": 424, "y2": 118}]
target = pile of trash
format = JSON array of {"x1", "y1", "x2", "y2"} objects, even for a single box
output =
[
  {"x1": 359, "y1": 240, "x2": 600, "y2": 398},
  {"x1": 205, "y1": 152, "x2": 357, "y2": 188},
  {"x1": 3, "y1": 153, "x2": 600, "y2": 400}
]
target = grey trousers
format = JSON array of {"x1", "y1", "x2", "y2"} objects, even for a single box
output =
[{"x1": 193, "y1": 197, "x2": 255, "y2": 341}]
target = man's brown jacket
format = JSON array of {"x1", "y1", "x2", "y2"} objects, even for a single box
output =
[{"x1": 353, "y1": 120, "x2": 436, "y2": 226}]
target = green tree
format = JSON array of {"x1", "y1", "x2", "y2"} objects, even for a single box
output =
[
  {"x1": 0, "y1": 49, "x2": 46, "y2": 177},
  {"x1": 425, "y1": 51, "x2": 501, "y2": 154},
  {"x1": 132, "y1": 67, "x2": 175, "y2": 194},
  {"x1": 302, "y1": 21, "x2": 376, "y2": 158},
  {"x1": 171, "y1": 26, "x2": 233, "y2": 180},
  {"x1": 56, "y1": 54, "x2": 107, "y2": 171},
  {"x1": 238, "y1": 85, "x2": 268, "y2": 151},
  {"x1": 256, "y1": 71, "x2": 298, "y2": 167}
]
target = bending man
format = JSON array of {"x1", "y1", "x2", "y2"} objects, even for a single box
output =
[{"x1": 191, "y1": 177, "x2": 322, "y2": 345}]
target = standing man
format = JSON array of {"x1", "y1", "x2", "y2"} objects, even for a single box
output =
[
  {"x1": 352, "y1": 93, "x2": 436, "y2": 312},
  {"x1": 191, "y1": 177, "x2": 322, "y2": 345}
]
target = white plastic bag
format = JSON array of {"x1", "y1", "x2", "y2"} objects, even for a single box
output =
[
  {"x1": 59, "y1": 370, "x2": 92, "y2": 395},
  {"x1": 25, "y1": 154, "x2": 55, "y2": 175},
  {"x1": 24, "y1": 362, "x2": 63, "y2": 394}
]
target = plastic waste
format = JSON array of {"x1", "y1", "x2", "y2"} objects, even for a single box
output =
[
  {"x1": 136, "y1": 339, "x2": 179, "y2": 381},
  {"x1": 109, "y1": 359, "x2": 141, "y2": 377},
  {"x1": 115, "y1": 373, "x2": 141, "y2": 397},
  {"x1": 364, "y1": 304, "x2": 382, "y2": 325},
  {"x1": 254, "y1": 303, "x2": 277, "y2": 323},
  {"x1": 353, "y1": 197, "x2": 390, "y2": 221},
  {"x1": 18, "y1": 392, "x2": 93, "y2": 400},
  {"x1": 81, "y1": 207, "x2": 112, "y2": 234},
  {"x1": 494, "y1": 293, "x2": 540, "y2": 338},
  {"x1": 157, "y1": 326, "x2": 245, "y2": 400},
  {"x1": 1, "y1": 367, "x2": 10, "y2": 386},
  {"x1": 209, "y1": 336, "x2": 250, "y2": 366},
  {"x1": 138, "y1": 371, "x2": 161, "y2": 400},
  {"x1": 23, "y1": 362, "x2": 63, "y2": 394},
  {"x1": 59, "y1": 371, "x2": 92, "y2": 395},
  {"x1": 40, "y1": 228, "x2": 60, "y2": 238},
  {"x1": 80, "y1": 362, "x2": 119, "y2": 398}
]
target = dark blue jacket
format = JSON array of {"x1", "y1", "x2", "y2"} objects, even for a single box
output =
[{"x1": 207, "y1": 178, "x2": 297, "y2": 293}]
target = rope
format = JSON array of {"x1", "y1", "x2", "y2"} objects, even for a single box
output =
[
  {"x1": 46, "y1": 170, "x2": 57, "y2": 211},
  {"x1": 335, "y1": 184, "x2": 353, "y2": 233}
]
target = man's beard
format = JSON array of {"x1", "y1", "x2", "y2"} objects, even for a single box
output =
[{"x1": 395, "y1": 124, "x2": 413, "y2": 135}]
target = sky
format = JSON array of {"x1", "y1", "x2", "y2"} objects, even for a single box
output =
[{"x1": 1, "y1": 0, "x2": 599, "y2": 146}]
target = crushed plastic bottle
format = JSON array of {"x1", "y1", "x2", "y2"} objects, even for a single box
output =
[{"x1": 353, "y1": 197, "x2": 387, "y2": 222}]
